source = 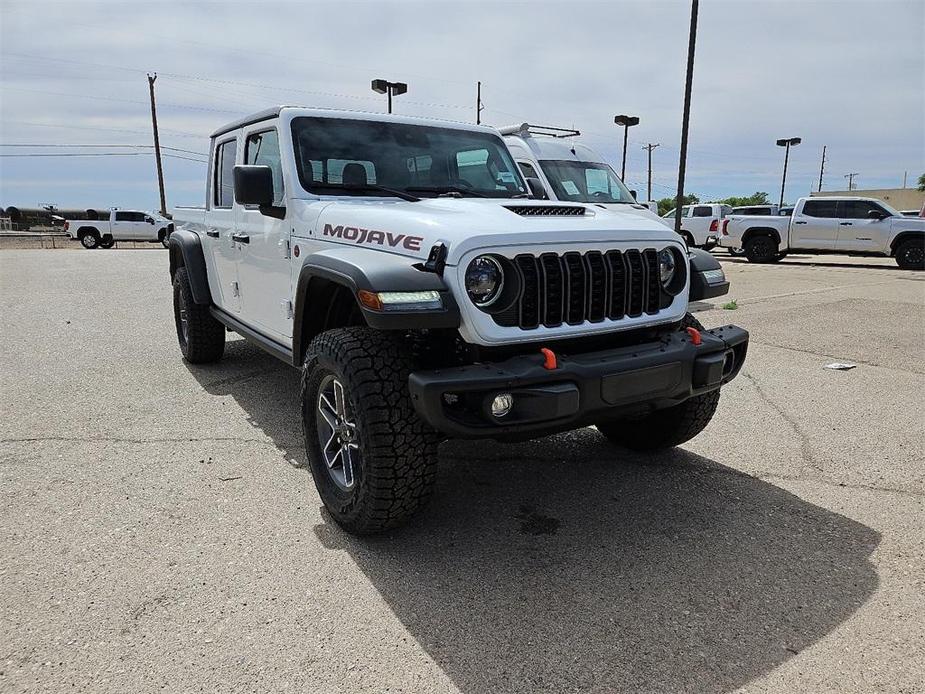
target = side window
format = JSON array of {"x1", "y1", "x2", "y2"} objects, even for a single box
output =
[
  {"x1": 838, "y1": 200, "x2": 883, "y2": 219},
  {"x1": 129, "y1": 212, "x2": 146, "y2": 222},
  {"x1": 407, "y1": 154, "x2": 432, "y2": 186},
  {"x1": 114, "y1": 211, "x2": 130, "y2": 222},
  {"x1": 517, "y1": 161, "x2": 539, "y2": 179},
  {"x1": 213, "y1": 138, "x2": 237, "y2": 209},
  {"x1": 801, "y1": 200, "x2": 838, "y2": 218},
  {"x1": 456, "y1": 148, "x2": 497, "y2": 189},
  {"x1": 693, "y1": 206, "x2": 712, "y2": 217},
  {"x1": 244, "y1": 129, "x2": 285, "y2": 206}
]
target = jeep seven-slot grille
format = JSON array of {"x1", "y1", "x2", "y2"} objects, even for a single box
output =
[
  {"x1": 503, "y1": 205, "x2": 587, "y2": 216},
  {"x1": 493, "y1": 249, "x2": 662, "y2": 329}
]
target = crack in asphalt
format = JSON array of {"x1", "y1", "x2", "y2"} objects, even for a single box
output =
[
  {"x1": 742, "y1": 372, "x2": 822, "y2": 474},
  {"x1": 0, "y1": 435, "x2": 303, "y2": 447},
  {"x1": 751, "y1": 340, "x2": 923, "y2": 375}
]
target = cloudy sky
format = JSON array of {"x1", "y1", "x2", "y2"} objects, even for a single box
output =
[{"x1": 1, "y1": 0, "x2": 922, "y2": 211}]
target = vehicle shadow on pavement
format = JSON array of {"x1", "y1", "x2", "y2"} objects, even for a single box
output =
[
  {"x1": 188, "y1": 339, "x2": 880, "y2": 694},
  {"x1": 718, "y1": 255, "x2": 903, "y2": 272}
]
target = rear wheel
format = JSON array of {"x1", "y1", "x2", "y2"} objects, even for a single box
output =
[
  {"x1": 595, "y1": 313, "x2": 720, "y2": 451},
  {"x1": 895, "y1": 238, "x2": 924, "y2": 270},
  {"x1": 301, "y1": 327, "x2": 438, "y2": 535},
  {"x1": 172, "y1": 266, "x2": 225, "y2": 363},
  {"x1": 744, "y1": 235, "x2": 779, "y2": 263},
  {"x1": 79, "y1": 230, "x2": 100, "y2": 249},
  {"x1": 99, "y1": 237, "x2": 115, "y2": 249}
]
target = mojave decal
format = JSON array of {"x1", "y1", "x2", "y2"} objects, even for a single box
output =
[{"x1": 322, "y1": 223, "x2": 423, "y2": 252}]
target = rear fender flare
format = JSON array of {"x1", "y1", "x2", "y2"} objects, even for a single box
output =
[
  {"x1": 741, "y1": 226, "x2": 782, "y2": 246},
  {"x1": 168, "y1": 230, "x2": 212, "y2": 305},
  {"x1": 890, "y1": 230, "x2": 924, "y2": 255}
]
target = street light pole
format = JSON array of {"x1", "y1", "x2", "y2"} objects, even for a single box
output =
[
  {"x1": 643, "y1": 143, "x2": 659, "y2": 201},
  {"x1": 776, "y1": 137, "x2": 801, "y2": 208},
  {"x1": 613, "y1": 114, "x2": 639, "y2": 181},
  {"x1": 673, "y1": 0, "x2": 699, "y2": 236},
  {"x1": 371, "y1": 79, "x2": 408, "y2": 114}
]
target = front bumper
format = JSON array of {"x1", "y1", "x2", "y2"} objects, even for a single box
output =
[
  {"x1": 408, "y1": 325, "x2": 748, "y2": 439},
  {"x1": 703, "y1": 235, "x2": 718, "y2": 249}
]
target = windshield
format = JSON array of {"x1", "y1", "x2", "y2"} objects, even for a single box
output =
[
  {"x1": 538, "y1": 160, "x2": 635, "y2": 203},
  {"x1": 290, "y1": 117, "x2": 526, "y2": 199}
]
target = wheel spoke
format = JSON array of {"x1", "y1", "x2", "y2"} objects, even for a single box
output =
[
  {"x1": 342, "y1": 444, "x2": 355, "y2": 487},
  {"x1": 333, "y1": 379, "x2": 347, "y2": 419}
]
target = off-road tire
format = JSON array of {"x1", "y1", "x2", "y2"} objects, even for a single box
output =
[
  {"x1": 159, "y1": 229, "x2": 171, "y2": 249},
  {"x1": 172, "y1": 266, "x2": 224, "y2": 363},
  {"x1": 79, "y1": 230, "x2": 100, "y2": 249},
  {"x1": 744, "y1": 235, "x2": 779, "y2": 263},
  {"x1": 895, "y1": 238, "x2": 925, "y2": 270},
  {"x1": 596, "y1": 312, "x2": 720, "y2": 450},
  {"x1": 301, "y1": 327, "x2": 438, "y2": 535}
]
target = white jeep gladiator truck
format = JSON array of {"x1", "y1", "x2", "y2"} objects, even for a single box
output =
[
  {"x1": 65, "y1": 209, "x2": 174, "y2": 249},
  {"x1": 720, "y1": 196, "x2": 925, "y2": 268},
  {"x1": 169, "y1": 107, "x2": 748, "y2": 534}
]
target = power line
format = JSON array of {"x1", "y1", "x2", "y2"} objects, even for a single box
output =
[{"x1": 0, "y1": 143, "x2": 207, "y2": 156}]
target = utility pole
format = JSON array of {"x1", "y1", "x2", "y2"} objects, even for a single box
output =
[
  {"x1": 845, "y1": 172, "x2": 859, "y2": 191},
  {"x1": 642, "y1": 143, "x2": 660, "y2": 201},
  {"x1": 147, "y1": 73, "x2": 167, "y2": 216},
  {"x1": 902, "y1": 171, "x2": 907, "y2": 188},
  {"x1": 673, "y1": 0, "x2": 699, "y2": 236},
  {"x1": 476, "y1": 81, "x2": 484, "y2": 125},
  {"x1": 817, "y1": 145, "x2": 826, "y2": 192}
]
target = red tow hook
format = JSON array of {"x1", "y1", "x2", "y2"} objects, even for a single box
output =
[
  {"x1": 686, "y1": 326, "x2": 702, "y2": 346},
  {"x1": 540, "y1": 347, "x2": 557, "y2": 370}
]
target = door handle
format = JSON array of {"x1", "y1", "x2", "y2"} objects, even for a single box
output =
[
  {"x1": 206, "y1": 230, "x2": 220, "y2": 238},
  {"x1": 839, "y1": 222, "x2": 852, "y2": 226},
  {"x1": 232, "y1": 233, "x2": 250, "y2": 244},
  {"x1": 794, "y1": 221, "x2": 807, "y2": 225}
]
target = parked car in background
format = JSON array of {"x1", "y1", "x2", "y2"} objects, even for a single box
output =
[
  {"x1": 899, "y1": 210, "x2": 920, "y2": 217},
  {"x1": 660, "y1": 203, "x2": 730, "y2": 249},
  {"x1": 720, "y1": 196, "x2": 925, "y2": 269},
  {"x1": 731, "y1": 204, "x2": 781, "y2": 216},
  {"x1": 65, "y1": 209, "x2": 174, "y2": 249},
  {"x1": 500, "y1": 124, "x2": 668, "y2": 226}
]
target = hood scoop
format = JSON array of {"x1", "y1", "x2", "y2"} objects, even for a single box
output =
[{"x1": 504, "y1": 205, "x2": 587, "y2": 217}]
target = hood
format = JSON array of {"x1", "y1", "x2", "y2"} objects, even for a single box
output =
[{"x1": 294, "y1": 197, "x2": 680, "y2": 265}]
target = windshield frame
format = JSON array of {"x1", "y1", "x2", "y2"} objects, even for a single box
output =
[
  {"x1": 290, "y1": 116, "x2": 528, "y2": 199},
  {"x1": 538, "y1": 159, "x2": 636, "y2": 204}
]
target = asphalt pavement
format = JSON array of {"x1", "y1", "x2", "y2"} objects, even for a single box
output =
[{"x1": 1, "y1": 249, "x2": 922, "y2": 693}]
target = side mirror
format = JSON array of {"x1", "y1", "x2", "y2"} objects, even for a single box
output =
[
  {"x1": 234, "y1": 165, "x2": 274, "y2": 206},
  {"x1": 146, "y1": 217, "x2": 154, "y2": 224},
  {"x1": 525, "y1": 177, "x2": 548, "y2": 200},
  {"x1": 629, "y1": 189, "x2": 638, "y2": 201},
  {"x1": 867, "y1": 209, "x2": 887, "y2": 220}
]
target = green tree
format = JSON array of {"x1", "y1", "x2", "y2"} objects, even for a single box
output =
[
  {"x1": 716, "y1": 191, "x2": 770, "y2": 207},
  {"x1": 657, "y1": 193, "x2": 699, "y2": 216},
  {"x1": 917, "y1": 173, "x2": 925, "y2": 192}
]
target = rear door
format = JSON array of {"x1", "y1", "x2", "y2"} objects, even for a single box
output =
[
  {"x1": 790, "y1": 199, "x2": 838, "y2": 249},
  {"x1": 236, "y1": 126, "x2": 292, "y2": 341},
  {"x1": 207, "y1": 136, "x2": 241, "y2": 313},
  {"x1": 113, "y1": 211, "x2": 145, "y2": 239},
  {"x1": 835, "y1": 200, "x2": 891, "y2": 252}
]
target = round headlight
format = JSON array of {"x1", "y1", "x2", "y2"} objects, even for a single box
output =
[
  {"x1": 658, "y1": 248, "x2": 676, "y2": 286},
  {"x1": 465, "y1": 256, "x2": 504, "y2": 307}
]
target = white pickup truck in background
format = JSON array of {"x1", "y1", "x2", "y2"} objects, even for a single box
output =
[
  {"x1": 65, "y1": 209, "x2": 174, "y2": 249},
  {"x1": 720, "y1": 196, "x2": 925, "y2": 269},
  {"x1": 660, "y1": 203, "x2": 731, "y2": 249}
]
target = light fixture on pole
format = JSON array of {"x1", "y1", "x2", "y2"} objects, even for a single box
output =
[
  {"x1": 371, "y1": 79, "x2": 408, "y2": 114},
  {"x1": 613, "y1": 114, "x2": 639, "y2": 181},
  {"x1": 776, "y1": 137, "x2": 801, "y2": 207}
]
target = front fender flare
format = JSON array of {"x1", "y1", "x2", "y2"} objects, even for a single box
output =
[
  {"x1": 688, "y1": 248, "x2": 730, "y2": 300},
  {"x1": 168, "y1": 230, "x2": 212, "y2": 305},
  {"x1": 292, "y1": 246, "x2": 460, "y2": 363}
]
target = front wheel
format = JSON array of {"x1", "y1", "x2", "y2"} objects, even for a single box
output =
[
  {"x1": 301, "y1": 327, "x2": 438, "y2": 535},
  {"x1": 160, "y1": 230, "x2": 171, "y2": 248},
  {"x1": 895, "y1": 238, "x2": 924, "y2": 270}
]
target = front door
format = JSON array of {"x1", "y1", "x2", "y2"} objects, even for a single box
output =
[
  {"x1": 835, "y1": 200, "x2": 891, "y2": 253},
  {"x1": 207, "y1": 136, "x2": 241, "y2": 313},
  {"x1": 791, "y1": 199, "x2": 838, "y2": 249},
  {"x1": 235, "y1": 127, "x2": 292, "y2": 342}
]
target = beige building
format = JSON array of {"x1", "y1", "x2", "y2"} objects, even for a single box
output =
[{"x1": 810, "y1": 187, "x2": 925, "y2": 212}]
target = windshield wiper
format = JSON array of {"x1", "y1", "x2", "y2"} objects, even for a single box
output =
[
  {"x1": 311, "y1": 182, "x2": 420, "y2": 202},
  {"x1": 405, "y1": 185, "x2": 487, "y2": 198}
]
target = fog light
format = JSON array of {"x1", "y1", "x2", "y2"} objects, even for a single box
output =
[{"x1": 490, "y1": 393, "x2": 514, "y2": 418}]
